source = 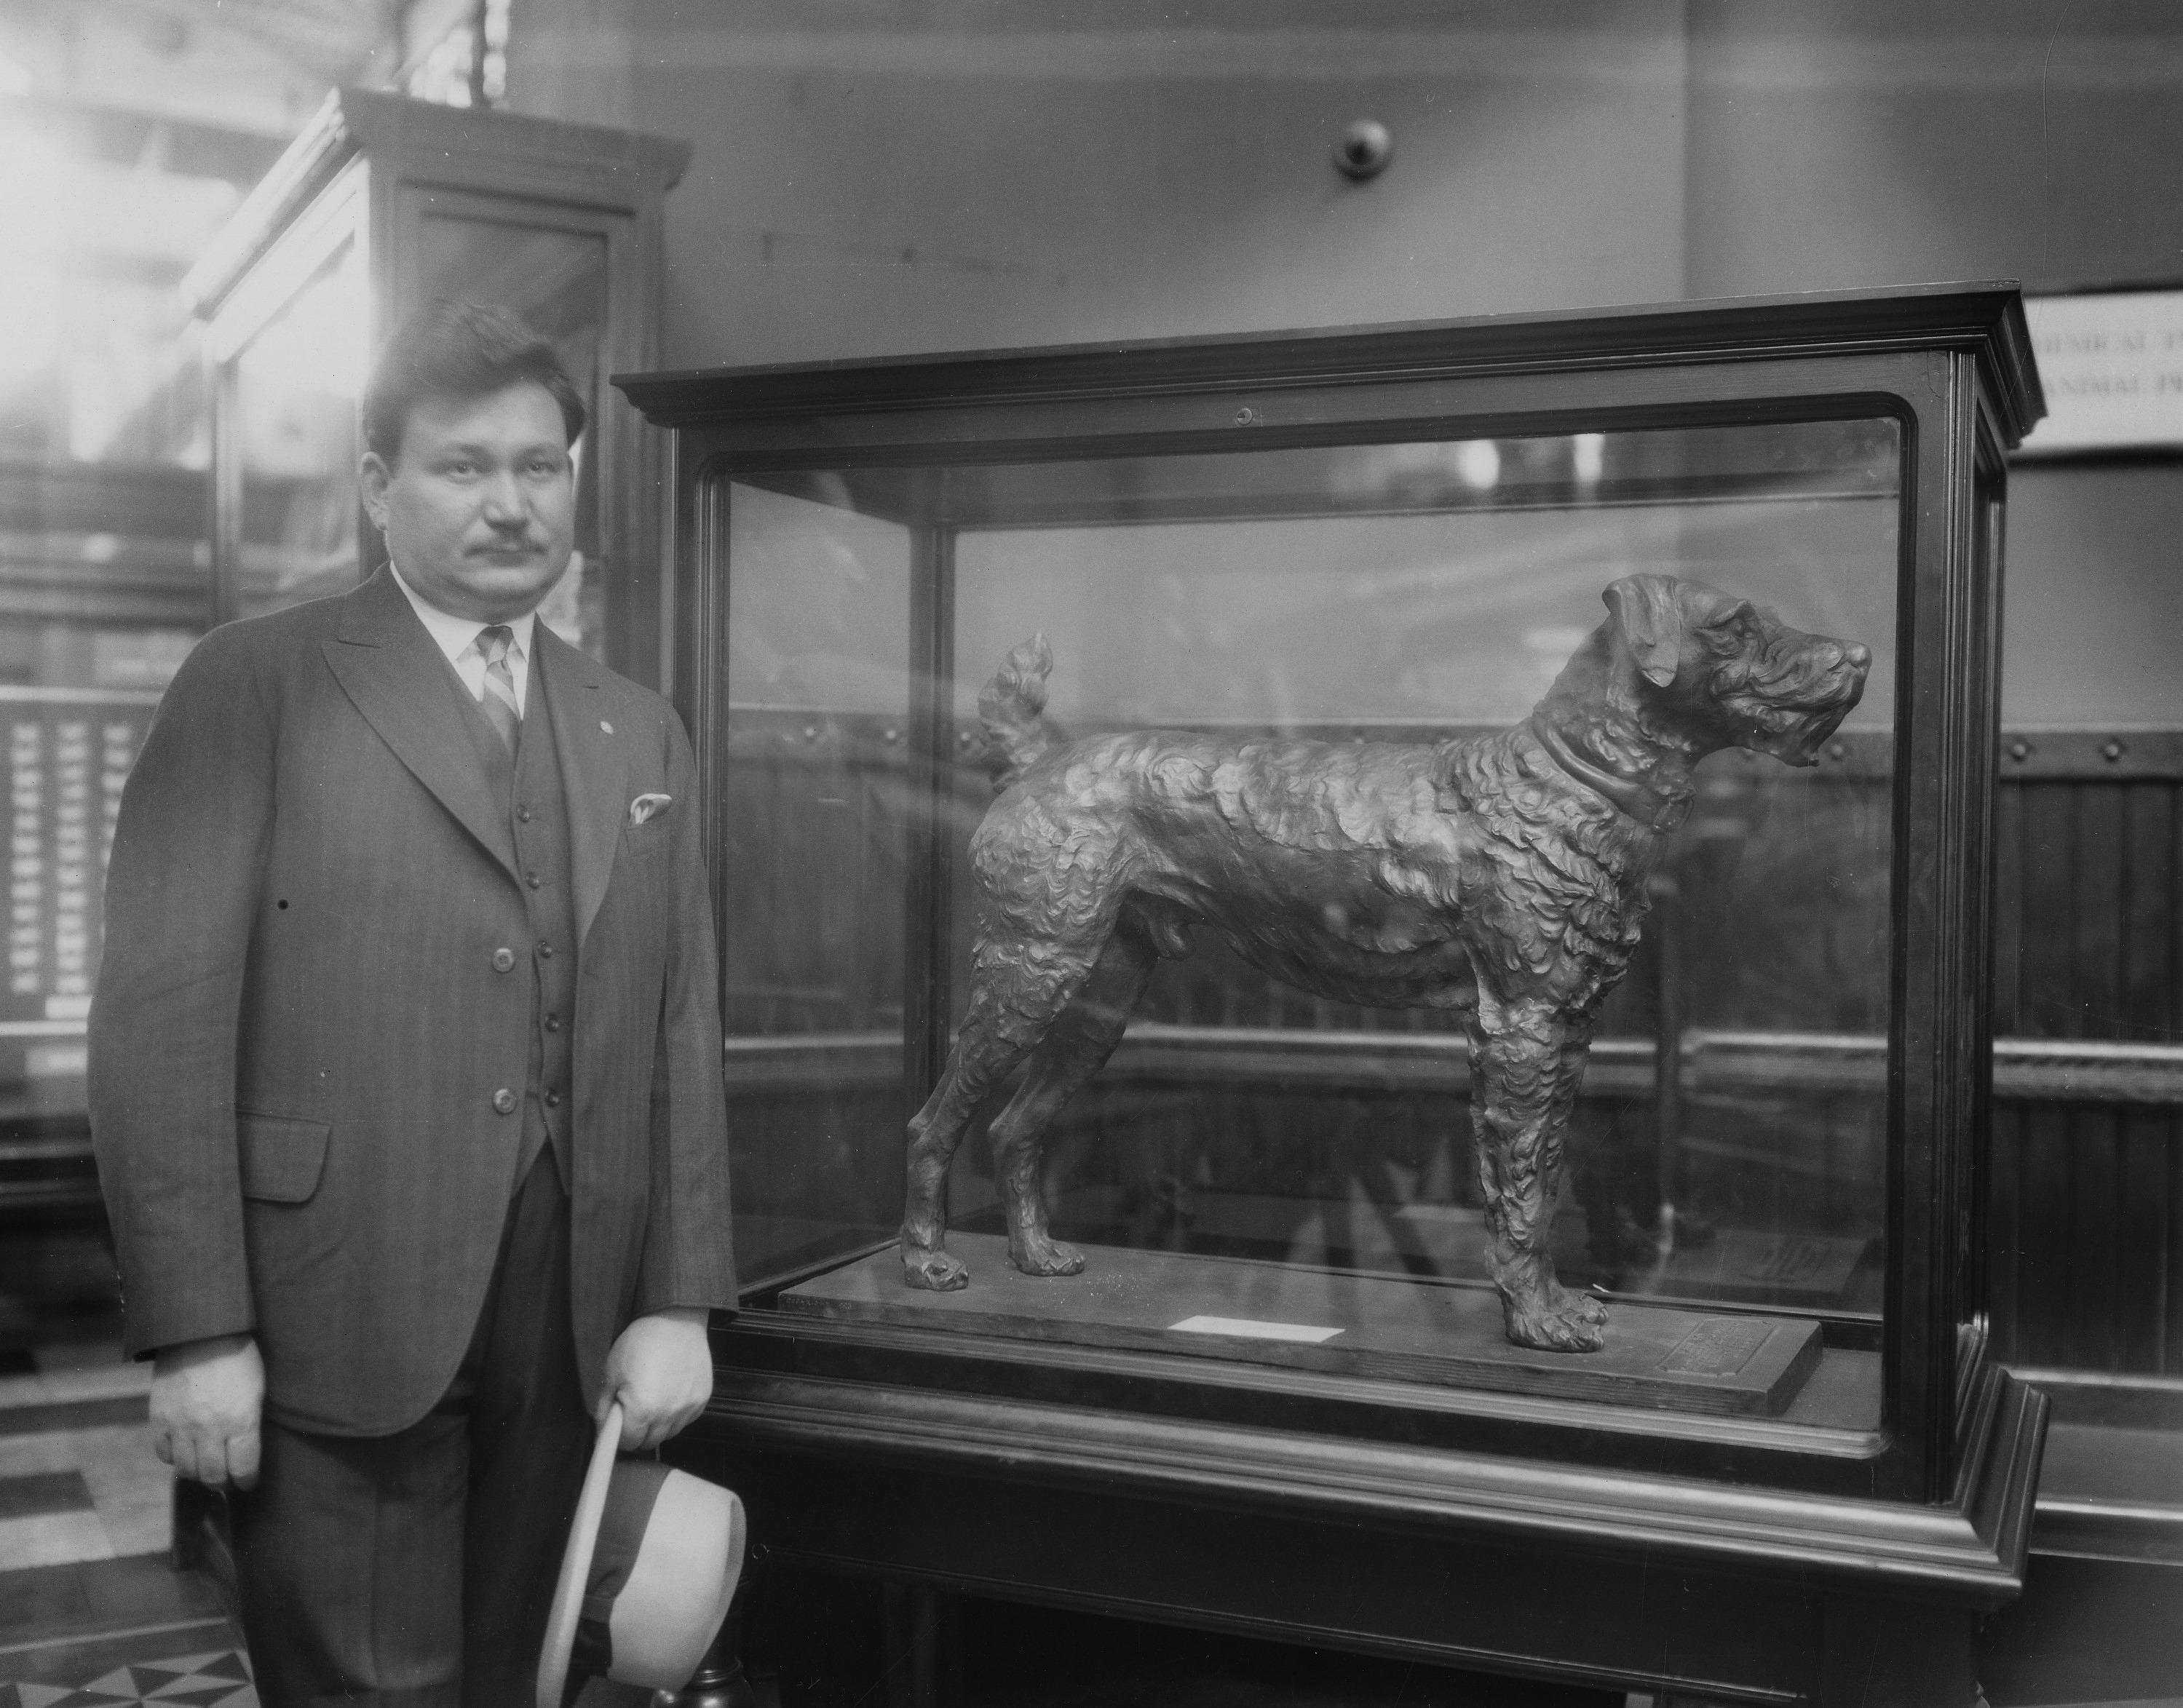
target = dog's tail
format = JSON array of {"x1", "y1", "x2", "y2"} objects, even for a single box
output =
[{"x1": 978, "y1": 634, "x2": 1054, "y2": 793}]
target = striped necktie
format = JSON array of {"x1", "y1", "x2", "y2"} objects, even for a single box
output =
[{"x1": 477, "y1": 624, "x2": 521, "y2": 753}]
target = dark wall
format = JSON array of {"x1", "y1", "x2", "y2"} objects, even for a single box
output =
[
  {"x1": 510, "y1": 3, "x2": 1690, "y2": 367},
  {"x1": 518, "y1": 5, "x2": 2183, "y2": 365},
  {"x1": 2006, "y1": 464, "x2": 2183, "y2": 728},
  {"x1": 1682, "y1": 1, "x2": 2183, "y2": 727},
  {"x1": 1684, "y1": 2, "x2": 2183, "y2": 300}
]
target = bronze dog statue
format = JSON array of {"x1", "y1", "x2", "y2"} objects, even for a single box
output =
[{"x1": 900, "y1": 575, "x2": 1869, "y2": 1352}]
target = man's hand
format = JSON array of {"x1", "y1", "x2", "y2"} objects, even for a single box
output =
[
  {"x1": 599, "y1": 1308, "x2": 713, "y2": 1452},
  {"x1": 150, "y1": 1333, "x2": 264, "y2": 1491}
]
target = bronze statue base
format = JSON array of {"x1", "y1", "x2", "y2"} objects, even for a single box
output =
[{"x1": 791, "y1": 1233, "x2": 1830, "y2": 1419}]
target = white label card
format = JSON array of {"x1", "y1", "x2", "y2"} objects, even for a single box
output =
[
  {"x1": 2021, "y1": 290, "x2": 2183, "y2": 453},
  {"x1": 1168, "y1": 1315, "x2": 1342, "y2": 1343}
]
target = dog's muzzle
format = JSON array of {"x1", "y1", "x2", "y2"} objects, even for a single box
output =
[{"x1": 1722, "y1": 636, "x2": 1871, "y2": 766}]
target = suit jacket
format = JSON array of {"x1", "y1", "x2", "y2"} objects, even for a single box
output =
[{"x1": 89, "y1": 568, "x2": 737, "y2": 1436}]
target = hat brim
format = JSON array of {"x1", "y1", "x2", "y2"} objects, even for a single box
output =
[
  {"x1": 538, "y1": 1403, "x2": 625, "y2": 1708},
  {"x1": 605, "y1": 1469, "x2": 745, "y2": 1687}
]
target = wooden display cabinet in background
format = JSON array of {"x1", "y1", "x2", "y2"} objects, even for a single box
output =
[{"x1": 183, "y1": 87, "x2": 687, "y2": 685}]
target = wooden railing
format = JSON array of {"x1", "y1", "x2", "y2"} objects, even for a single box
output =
[{"x1": 726, "y1": 1026, "x2": 2183, "y2": 1106}]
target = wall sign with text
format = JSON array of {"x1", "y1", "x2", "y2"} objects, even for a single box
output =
[
  {"x1": 2017, "y1": 290, "x2": 2183, "y2": 457},
  {"x1": 0, "y1": 690, "x2": 157, "y2": 1028}
]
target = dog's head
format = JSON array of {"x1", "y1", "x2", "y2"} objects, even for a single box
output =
[{"x1": 1601, "y1": 574, "x2": 1871, "y2": 766}]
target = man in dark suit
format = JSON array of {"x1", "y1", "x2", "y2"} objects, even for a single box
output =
[{"x1": 90, "y1": 302, "x2": 735, "y2": 1705}]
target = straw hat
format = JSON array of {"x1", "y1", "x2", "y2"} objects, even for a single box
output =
[{"x1": 536, "y1": 1403, "x2": 747, "y2": 1708}]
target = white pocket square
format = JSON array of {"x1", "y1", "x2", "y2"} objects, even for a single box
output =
[{"x1": 628, "y1": 793, "x2": 672, "y2": 827}]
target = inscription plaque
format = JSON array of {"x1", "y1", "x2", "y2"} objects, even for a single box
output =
[{"x1": 1660, "y1": 1318, "x2": 1774, "y2": 1378}]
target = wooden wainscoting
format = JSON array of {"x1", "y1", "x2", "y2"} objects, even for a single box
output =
[{"x1": 1991, "y1": 729, "x2": 2183, "y2": 1377}]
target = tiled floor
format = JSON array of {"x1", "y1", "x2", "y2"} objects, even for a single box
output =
[
  {"x1": 0, "y1": 1548, "x2": 243, "y2": 1700},
  {"x1": 0, "y1": 1340, "x2": 167, "y2": 1568},
  {"x1": 0, "y1": 1331, "x2": 247, "y2": 1706},
  {"x1": 0, "y1": 1648, "x2": 253, "y2": 1707}
]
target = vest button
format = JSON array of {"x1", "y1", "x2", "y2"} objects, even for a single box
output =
[
  {"x1": 545, "y1": 1090, "x2": 562, "y2": 1109},
  {"x1": 544, "y1": 1013, "x2": 560, "y2": 1033},
  {"x1": 491, "y1": 947, "x2": 515, "y2": 973},
  {"x1": 526, "y1": 872, "x2": 541, "y2": 889},
  {"x1": 537, "y1": 941, "x2": 554, "y2": 959},
  {"x1": 491, "y1": 1088, "x2": 517, "y2": 1115},
  {"x1": 517, "y1": 806, "x2": 532, "y2": 823}
]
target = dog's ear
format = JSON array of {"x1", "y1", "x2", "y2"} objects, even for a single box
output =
[{"x1": 1603, "y1": 575, "x2": 1684, "y2": 688}]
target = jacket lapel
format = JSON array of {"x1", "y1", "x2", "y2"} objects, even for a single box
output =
[
  {"x1": 536, "y1": 626, "x2": 627, "y2": 950},
  {"x1": 320, "y1": 569, "x2": 519, "y2": 879}
]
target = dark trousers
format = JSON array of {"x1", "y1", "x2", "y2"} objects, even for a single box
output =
[{"x1": 232, "y1": 1154, "x2": 592, "y2": 1708}]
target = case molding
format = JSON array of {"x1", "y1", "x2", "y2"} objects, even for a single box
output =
[
  {"x1": 695, "y1": 1324, "x2": 2042, "y2": 1602},
  {"x1": 620, "y1": 280, "x2": 2040, "y2": 443}
]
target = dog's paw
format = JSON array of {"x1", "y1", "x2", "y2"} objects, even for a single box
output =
[
  {"x1": 1010, "y1": 1234, "x2": 1086, "y2": 1278},
  {"x1": 902, "y1": 1247, "x2": 971, "y2": 1290},
  {"x1": 1551, "y1": 1282, "x2": 1611, "y2": 1327},
  {"x1": 1502, "y1": 1294, "x2": 1609, "y2": 1354}
]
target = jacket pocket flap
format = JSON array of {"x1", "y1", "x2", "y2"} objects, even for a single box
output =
[{"x1": 237, "y1": 1113, "x2": 330, "y2": 1204}]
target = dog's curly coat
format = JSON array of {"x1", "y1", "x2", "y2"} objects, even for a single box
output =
[{"x1": 900, "y1": 574, "x2": 1869, "y2": 1351}]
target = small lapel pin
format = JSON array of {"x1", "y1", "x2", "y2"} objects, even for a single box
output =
[
  {"x1": 628, "y1": 793, "x2": 671, "y2": 827},
  {"x1": 600, "y1": 720, "x2": 614, "y2": 734}
]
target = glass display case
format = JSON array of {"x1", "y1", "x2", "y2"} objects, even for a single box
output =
[
  {"x1": 182, "y1": 88, "x2": 687, "y2": 682},
  {"x1": 625, "y1": 285, "x2": 2048, "y2": 1704}
]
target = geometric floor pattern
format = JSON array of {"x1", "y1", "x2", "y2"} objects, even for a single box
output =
[{"x1": 0, "y1": 1653, "x2": 254, "y2": 1708}]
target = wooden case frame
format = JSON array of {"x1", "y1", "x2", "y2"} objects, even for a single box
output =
[{"x1": 622, "y1": 283, "x2": 2050, "y2": 1704}]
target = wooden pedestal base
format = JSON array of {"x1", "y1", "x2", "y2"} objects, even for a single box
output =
[{"x1": 665, "y1": 1319, "x2": 2043, "y2": 1708}]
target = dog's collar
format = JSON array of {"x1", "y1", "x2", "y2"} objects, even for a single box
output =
[{"x1": 1525, "y1": 715, "x2": 1691, "y2": 833}]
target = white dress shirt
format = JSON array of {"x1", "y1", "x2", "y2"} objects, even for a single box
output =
[{"x1": 389, "y1": 564, "x2": 536, "y2": 717}]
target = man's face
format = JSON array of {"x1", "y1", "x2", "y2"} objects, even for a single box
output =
[{"x1": 360, "y1": 381, "x2": 575, "y2": 622}]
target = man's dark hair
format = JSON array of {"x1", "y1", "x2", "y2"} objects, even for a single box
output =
[{"x1": 360, "y1": 301, "x2": 587, "y2": 464}]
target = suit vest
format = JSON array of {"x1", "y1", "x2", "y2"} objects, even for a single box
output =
[{"x1": 449, "y1": 645, "x2": 579, "y2": 1190}]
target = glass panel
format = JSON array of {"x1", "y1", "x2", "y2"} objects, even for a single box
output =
[
  {"x1": 732, "y1": 419, "x2": 1897, "y2": 1433},
  {"x1": 722, "y1": 480, "x2": 913, "y2": 1284},
  {"x1": 416, "y1": 217, "x2": 609, "y2": 657},
  {"x1": 234, "y1": 238, "x2": 368, "y2": 620}
]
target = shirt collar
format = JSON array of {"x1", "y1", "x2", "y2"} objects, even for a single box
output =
[{"x1": 388, "y1": 563, "x2": 538, "y2": 668}]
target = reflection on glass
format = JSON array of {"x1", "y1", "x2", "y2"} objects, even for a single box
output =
[
  {"x1": 235, "y1": 241, "x2": 367, "y2": 619},
  {"x1": 724, "y1": 482, "x2": 913, "y2": 1280},
  {"x1": 726, "y1": 421, "x2": 1898, "y2": 1428},
  {"x1": 418, "y1": 216, "x2": 609, "y2": 656},
  {"x1": 0, "y1": 116, "x2": 236, "y2": 1148}
]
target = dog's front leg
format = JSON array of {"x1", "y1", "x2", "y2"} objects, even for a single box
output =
[
  {"x1": 988, "y1": 926, "x2": 1159, "y2": 1277},
  {"x1": 901, "y1": 921, "x2": 1111, "y2": 1289},
  {"x1": 903, "y1": 996, "x2": 1038, "y2": 1290},
  {"x1": 1466, "y1": 988, "x2": 1609, "y2": 1353},
  {"x1": 901, "y1": 1054, "x2": 979, "y2": 1290}
]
